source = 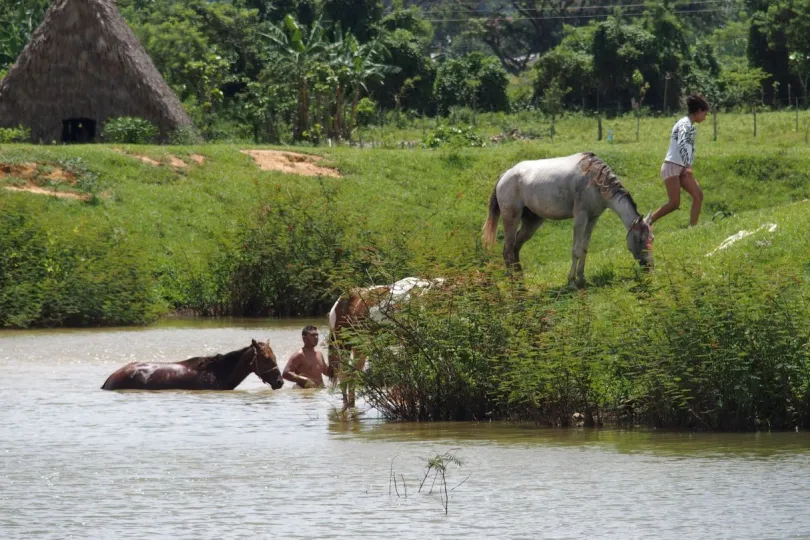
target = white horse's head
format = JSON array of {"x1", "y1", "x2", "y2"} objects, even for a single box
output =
[{"x1": 627, "y1": 212, "x2": 654, "y2": 269}]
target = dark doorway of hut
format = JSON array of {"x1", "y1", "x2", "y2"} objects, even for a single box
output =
[{"x1": 62, "y1": 118, "x2": 96, "y2": 143}]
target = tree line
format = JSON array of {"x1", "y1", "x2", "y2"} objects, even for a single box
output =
[{"x1": 1, "y1": 0, "x2": 809, "y2": 143}]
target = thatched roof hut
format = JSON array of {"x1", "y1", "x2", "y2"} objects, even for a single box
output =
[{"x1": 0, "y1": 0, "x2": 192, "y2": 143}]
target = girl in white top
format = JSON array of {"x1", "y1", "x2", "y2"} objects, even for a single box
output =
[{"x1": 651, "y1": 93, "x2": 709, "y2": 227}]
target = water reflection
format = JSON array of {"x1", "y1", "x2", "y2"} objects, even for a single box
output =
[{"x1": 352, "y1": 421, "x2": 810, "y2": 459}]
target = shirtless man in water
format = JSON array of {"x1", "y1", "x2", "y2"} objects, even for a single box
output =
[{"x1": 282, "y1": 325, "x2": 330, "y2": 388}]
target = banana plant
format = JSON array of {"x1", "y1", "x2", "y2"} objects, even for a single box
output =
[
  {"x1": 261, "y1": 15, "x2": 328, "y2": 141},
  {"x1": 342, "y1": 36, "x2": 399, "y2": 138}
]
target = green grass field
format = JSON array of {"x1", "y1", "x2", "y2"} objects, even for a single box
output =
[{"x1": 1, "y1": 110, "x2": 809, "y2": 327}]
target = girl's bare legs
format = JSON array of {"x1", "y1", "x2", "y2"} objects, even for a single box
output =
[
  {"x1": 680, "y1": 172, "x2": 703, "y2": 226},
  {"x1": 651, "y1": 175, "x2": 681, "y2": 223}
]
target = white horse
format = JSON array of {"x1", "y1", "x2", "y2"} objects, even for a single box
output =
[{"x1": 482, "y1": 152, "x2": 654, "y2": 287}]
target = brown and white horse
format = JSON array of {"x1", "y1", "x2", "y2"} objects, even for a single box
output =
[
  {"x1": 327, "y1": 277, "x2": 445, "y2": 408},
  {"x1": 101, "y1": 339, "x2": 284, "y2": 391}
]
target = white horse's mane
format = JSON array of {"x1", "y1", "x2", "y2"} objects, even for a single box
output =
[{"x1": 579, "y1": 152, "x2": 638, "y2": 214}]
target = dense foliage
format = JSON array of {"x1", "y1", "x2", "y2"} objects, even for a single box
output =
[
  {"x1": 0, "y1": 126, "x2": 30, "y2": 143},
  {"x1": 101, "y1": 117, "x2": 159, "y2": 144},
  {"x1": 347, "y1": 264, "x2": 810, "y2": 430},
  {"x1": 186, "y1": 183, "x2": 414, "y2": 317},
  {"x1": 0, "y1": 199, "x2": 161, "y2": 327},
  {"x1": 4, "y1": 0, "x2": 810, "y2": 142}
]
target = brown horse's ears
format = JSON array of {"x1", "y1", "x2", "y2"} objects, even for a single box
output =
[{"x1": 251, "y1": 339, "x2": 258, "y2": 347}]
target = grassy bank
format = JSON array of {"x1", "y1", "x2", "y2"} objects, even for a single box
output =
[
  {"x1": 2, "y1": 112, "x2": 810, "y2": 429},
  {"x1": 2, "y1": 111, "x2": 809, "y2": 327}
]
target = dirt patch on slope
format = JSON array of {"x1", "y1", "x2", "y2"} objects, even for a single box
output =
[
  {"x1": 113, "y1": 149, "x2": 204, "y2": 169},
  {"x1": 167, "y1": 155, "x2": 187, "y2": 168},
  {"x1": 1, "y1": 162, "x2": 89, "y2": 200},
  {"x1": 134, "y1": 154, "x2": 161, "y2": 166},
  {"x1": 4, "y1": 185, "x2": 89, "y2": 200},
  {"x1": 0, "y1": 162, "x2": 78, "y2": 183},
  {"x1": 241, "y1": 150, "x2": 340, "y2": 178}
]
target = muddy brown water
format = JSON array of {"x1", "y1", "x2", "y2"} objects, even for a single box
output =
[{"x1": 2, "y1": 318, "x2": 810, "y2": 539}]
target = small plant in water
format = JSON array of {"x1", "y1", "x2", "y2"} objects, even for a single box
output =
[
  {"x1": 387, "y1": 449, "x2": 470, "y2": 515},
  {"x1": 419, "y1": 450, "x2": 467, "y2": 515}
]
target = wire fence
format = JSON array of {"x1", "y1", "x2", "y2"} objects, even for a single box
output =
[{"x1": 341, "y1": 102, "x2": 810, "y2": 149}]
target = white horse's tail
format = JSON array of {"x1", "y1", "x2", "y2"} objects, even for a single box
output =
[{"x1": 481, "y1": 187, "x2": 500, "y2": 248}]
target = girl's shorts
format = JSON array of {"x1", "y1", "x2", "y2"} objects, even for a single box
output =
[{"x1": 660, "y1": 161, "x2": 686, "y2": 180}]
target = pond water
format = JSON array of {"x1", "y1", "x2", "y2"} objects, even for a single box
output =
[{"x1": 2, "y1": 318, "x2": 809, "y2": 539}]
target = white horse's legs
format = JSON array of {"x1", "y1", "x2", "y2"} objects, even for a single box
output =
[
  {"x1": 575, "y1": 217, "x2": 599, "y2": 286},
  {"x1": 515, "y1": 210, "x2": 545, "y2": 254},
  {"x1": 503, "y1": 207, "x2": 544, "y2": 274},
  {"x1": 501, "y1": 206, "x2": 521, "y2": 272},
  {"x1": 569, "y1": 210, "x2": 590, "y2": 288}
]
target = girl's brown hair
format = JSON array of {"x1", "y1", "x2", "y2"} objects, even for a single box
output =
[{"x1": 686, "y1": 93, "x2": 710, "y2": 114}]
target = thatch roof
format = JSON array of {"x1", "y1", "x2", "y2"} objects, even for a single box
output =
[{"x1": 0, "y1": 0, "x2": 192, "y2": 143}]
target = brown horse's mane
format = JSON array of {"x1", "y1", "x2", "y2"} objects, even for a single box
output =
[
  {"x1": 579, "y1": 152, "x2": 639, "y2": 215},
  {"x1": 180, "y1": 345, "x2": 253, "y2": 379}
]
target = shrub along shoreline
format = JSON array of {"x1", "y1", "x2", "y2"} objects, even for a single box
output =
[{"x1": 345, "y1": 245, "x2": 810, "y2": 431}]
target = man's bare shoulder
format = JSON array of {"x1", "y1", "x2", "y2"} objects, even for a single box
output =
[{"x1": 285, "y1": 349, "x2": 304, "y2": 368}]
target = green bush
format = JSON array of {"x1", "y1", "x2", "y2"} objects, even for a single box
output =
[
  {"x1": 0, "y1": 203, "x2": 161, "y2": 328},
  {"x1": 169, "y1": 125, "x2": 203, "y2": 145},
  {"x1": 101, "y1": 117, "x2": 158, "y2": 144},
  {"x1": 434, "y1": 53, "x2": 509, "y2": 114},
  {"x1": 349, "y1": 266, "x2": 810, "y2": 430},
  {"x1": 532, "y1": 47, "x2": 594, "y2": 110},
  {"x1": 356, "y1": 97, "x2": 378, "y2": 127},
  {"x1": 611, "y1": 271, "x2": 810, "y2": 430},
  {"x1": 374, "y1": 28, "x2": 438, "y2": 114},
  {"x1": 421, "y1": 125, "x2": 485, "y2": 148},
  {"x1": 0, "y1": 125, "x2": 30, "y2": 143},
  {"x1": 185, "y1": 184, "x2": 413, "y2": 317},
  {"x1": 348, "y1": 271, "x2": 524, "y2": 421},
  {"x1": 474, "y1": 54, "x2": 511, "y2": 112}
]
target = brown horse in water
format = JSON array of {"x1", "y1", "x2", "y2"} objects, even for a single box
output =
[{"x1": 101, "y1": 339, "x2": 284, "y2": 391}]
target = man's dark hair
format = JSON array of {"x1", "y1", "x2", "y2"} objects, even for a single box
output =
[
  {"x1": 686, "y1": 93, "x2": 709, "y2": 114},
  {"x1": 302, "y1": 325, "x2": 318, "y2": 336}
]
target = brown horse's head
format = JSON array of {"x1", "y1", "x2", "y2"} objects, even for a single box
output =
[{"x1": 251, "y1": 339, "x2": 283, "y2": 390}]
